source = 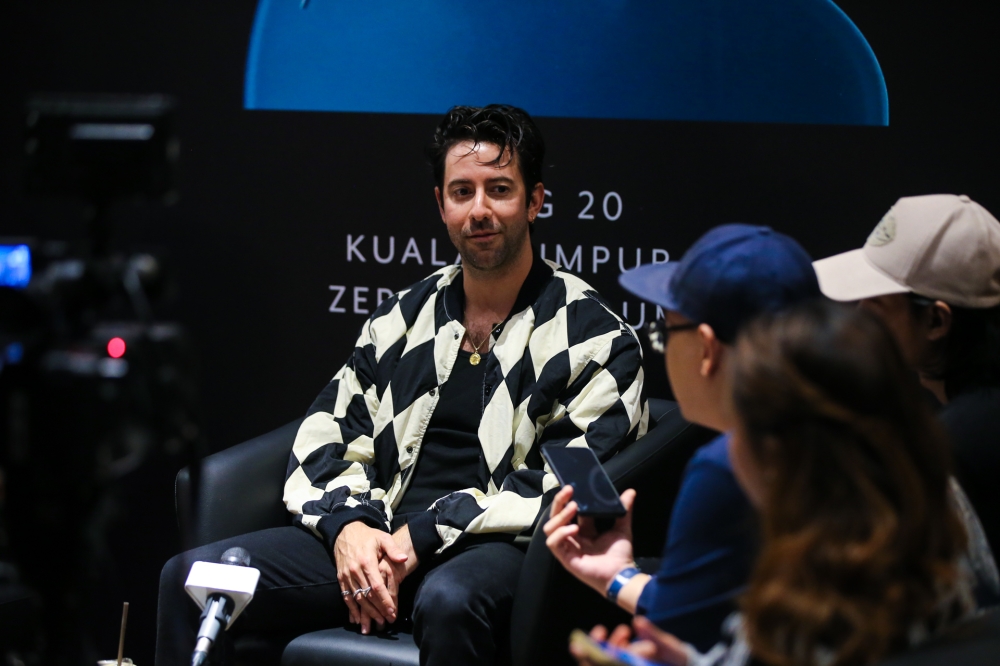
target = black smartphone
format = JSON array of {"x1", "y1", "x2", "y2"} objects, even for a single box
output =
[{"x1": 541, "y1": 446, "x2": 626, "y2": 518}]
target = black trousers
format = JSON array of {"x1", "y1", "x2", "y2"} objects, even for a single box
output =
[{"x1": 155, "y1": 526, "x2": 524, "y2": 666}]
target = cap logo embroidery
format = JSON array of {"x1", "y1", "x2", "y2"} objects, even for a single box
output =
[{"x1": 866, "y1": 213, "x2": 896, "y2": 247}]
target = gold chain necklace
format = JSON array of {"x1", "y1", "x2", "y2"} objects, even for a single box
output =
[{"x1": 467, "y1": 322, "x2": 500, "y2": 366}]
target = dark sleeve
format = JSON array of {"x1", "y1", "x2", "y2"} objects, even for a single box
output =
[
  {"x1": 635, "y1": 439, "x2": 758, "y2": 653},
  {"x1": 404, "y1": 511, "x2": 444, "y2": 563},
  {"x1": 940, "y1": 390, "x2": 1000, "y2": 557}
]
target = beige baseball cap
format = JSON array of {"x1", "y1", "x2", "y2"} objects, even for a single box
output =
[{"x1": 813, "y1": 194, "x2": 1000, "y2": 308}]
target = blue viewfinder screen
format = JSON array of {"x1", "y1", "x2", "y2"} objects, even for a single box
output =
[{"x1": 0, "y1": 245, "x2": 32, "y2": 289}]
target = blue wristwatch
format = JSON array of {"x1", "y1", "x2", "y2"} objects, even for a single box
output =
[{"x1": 606, "y1": 565, "x2": 641, "y2": 602}]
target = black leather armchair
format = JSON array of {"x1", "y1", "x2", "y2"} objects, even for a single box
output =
[{"x1": 175, "y1": 399, "x2": 716, "y2": 665}]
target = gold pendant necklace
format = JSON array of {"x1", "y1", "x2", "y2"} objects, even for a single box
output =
[
  {"x1": 469, "y1": 334, "x2": 486, "y2": 366},
  {"x1": 467, "y1": 323, "x2": 499, "y2": 366}
]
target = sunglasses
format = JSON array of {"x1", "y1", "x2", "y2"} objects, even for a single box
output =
[{"x1": 645, "y1": 319, "x2": 699, "y2": 354}]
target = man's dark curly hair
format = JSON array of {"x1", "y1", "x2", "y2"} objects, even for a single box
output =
[{"x1": 427, "y1": 104, "x2": 545, "y2": 204}]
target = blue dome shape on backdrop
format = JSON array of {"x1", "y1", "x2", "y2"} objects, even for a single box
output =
[{"x1": 245, "y1": 0, "x2": 888, "y2": 126}]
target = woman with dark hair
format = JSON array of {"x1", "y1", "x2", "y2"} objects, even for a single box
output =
[
  {"x1": 571, "y1": 301, "x2": 989, "y2": 666},
  {"x1": 728, "y1": 301, "x2": 974, "y2": 665}
]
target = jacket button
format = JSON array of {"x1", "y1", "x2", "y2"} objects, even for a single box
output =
[{"x1": 429, "y1": 388, "x2": 436, "y2": 396}]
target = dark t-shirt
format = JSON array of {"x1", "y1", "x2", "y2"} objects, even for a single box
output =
[
  {"x1": 940, "y1": 386, "x2": 1000, "y2": 556},
  {"x1": 393, "y1": 349, "x2": 486, "y2": 558}
]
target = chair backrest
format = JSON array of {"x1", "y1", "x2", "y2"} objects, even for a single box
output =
[
  {"x1": 175, "y1": 418, "x2": 302, "y2": 548},
  {"x1": 606, "y1": 398, "x2": 718, "y2": 556}
]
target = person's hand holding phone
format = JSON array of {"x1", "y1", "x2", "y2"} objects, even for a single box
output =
[
  {"x1": 544, "y1": 485, "x2": 640, "y2": 599},
  {"x1": 569, "y1": 617, "x2": 691, "y2": 666}
]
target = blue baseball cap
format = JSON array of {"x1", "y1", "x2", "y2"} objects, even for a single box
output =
[{"x1": 619, "y1": 224, "x2": 820, "y2": 343}]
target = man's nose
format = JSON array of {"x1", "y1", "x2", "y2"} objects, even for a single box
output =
[{"x1": 469, "y1": 189, "x2": 491, "y2": 221}]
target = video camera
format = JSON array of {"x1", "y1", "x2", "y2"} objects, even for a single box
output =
[{"x1": 0, "y1": 94, "x2": 201, "y2": 664}]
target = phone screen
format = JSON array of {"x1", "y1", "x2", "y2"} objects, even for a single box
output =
[
  {"x1": 568, "y1": 629, "x2": 659, "y2": 666},
  {"x1": 542, "y1": 447, "x2": 625, "y2": 517}
]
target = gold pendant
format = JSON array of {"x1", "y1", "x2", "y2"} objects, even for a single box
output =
[{"x1": 469, "y1": 352, "x2": 481, "y2": 366}]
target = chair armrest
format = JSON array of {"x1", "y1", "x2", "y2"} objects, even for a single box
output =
[
  {"x1": 176, "y1": 418, "x2": 303, "y2": 548},
  {"x1": 646, "y1": 397, "x2": 676, "y2": 425}
]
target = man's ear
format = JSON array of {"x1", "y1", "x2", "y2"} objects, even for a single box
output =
[
  {"x1": 434, "y1": 186, "x2": 446, "y2": 222},
  {"x1": 527, "y1": 182, "x2": 545, "y2": 221},
  {"x1": 697, "y1": 324, "x2": 724, "y2": 377},
  {"x1": 927, "y1": 300, "x2": 953, "y2": 342}
]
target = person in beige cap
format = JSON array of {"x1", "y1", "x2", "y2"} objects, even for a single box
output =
[{"x1": 814, "y1": 193, "x2": 1000, "y2": 555}]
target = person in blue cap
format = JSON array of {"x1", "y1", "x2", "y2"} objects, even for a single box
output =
[{"x1": 544, "y1": 224, "x2": 821, "y2": 651}]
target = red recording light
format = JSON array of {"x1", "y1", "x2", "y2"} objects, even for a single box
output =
[{"x1": 107, "y1": 337, "x2": 126, "y2": 358}]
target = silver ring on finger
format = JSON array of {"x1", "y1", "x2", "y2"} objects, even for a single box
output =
[
  {"x1": 341, "y1": 590, "x2": 351, "y2": 598},
  {"x1": 361, "y1": 586, "x2": 373, "y2": 598}
]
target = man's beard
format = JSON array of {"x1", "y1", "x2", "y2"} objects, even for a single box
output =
[{"x1": 451, "y1": 217, "x2": 531, "y2": 274}]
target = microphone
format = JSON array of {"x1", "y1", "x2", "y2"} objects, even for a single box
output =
[{"x1": 184, "y1": 547, "x2": 261, "y2": 666}]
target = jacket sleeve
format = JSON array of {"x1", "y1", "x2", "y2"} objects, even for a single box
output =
[
  {"x1": 283, "y1": 318, "x2": 389, "y2": 552},
  {"x1": 417, "y1": 329, "x2": 648, "y2": 556}
]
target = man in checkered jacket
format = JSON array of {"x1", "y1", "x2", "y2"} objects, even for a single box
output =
[{"x1": 156, "y1": 105, "x2": 646, "y2": 666}]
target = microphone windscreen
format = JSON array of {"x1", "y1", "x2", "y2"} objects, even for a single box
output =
[{"x1": 220, "y1": 547, "x2": 251, "y2": 568}]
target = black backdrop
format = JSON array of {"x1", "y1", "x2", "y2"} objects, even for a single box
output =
[{"x1": 2, "y1": 1, "x2": 999, "y2": 662}]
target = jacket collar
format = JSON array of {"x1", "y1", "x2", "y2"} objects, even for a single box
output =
[{"x1": 443, "y1": 251, "x2": 554, "y2": 329}]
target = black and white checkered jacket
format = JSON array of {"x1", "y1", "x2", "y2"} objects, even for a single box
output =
[{"x1": 284, "y1": 257, "x2": 648, "y2": 555}]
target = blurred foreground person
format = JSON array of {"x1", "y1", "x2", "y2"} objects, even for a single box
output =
[
  {"x1": 573, "y1": 301, "x2": 992, "y2": 666},
  {"x1": 814, "y1": 194, "x2": 1000, "y2": 555},
  {"x1": 546, "y1": 224, "x2": 821, "y2": 650}
]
